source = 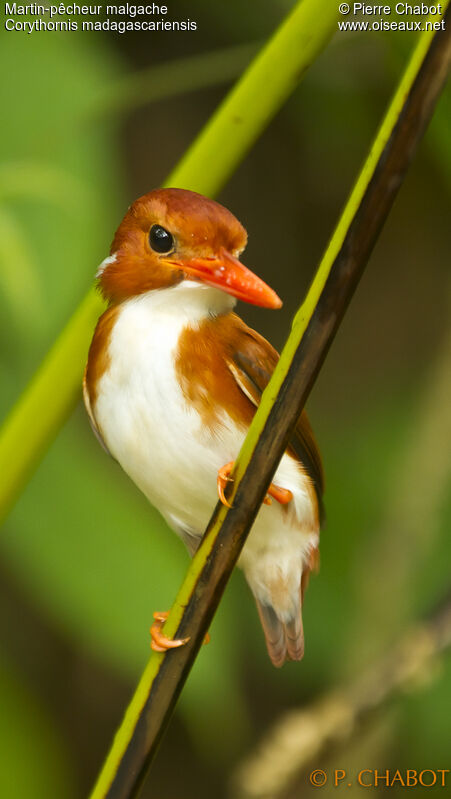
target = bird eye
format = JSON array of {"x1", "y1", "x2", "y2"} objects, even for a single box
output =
[{"x1": 149, "y1": 225, "x2": 174, "y2": 254}]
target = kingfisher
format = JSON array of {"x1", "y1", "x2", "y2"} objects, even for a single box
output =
[{"x1": 84, "y1": 188, "x2": 324, "y2": 667}]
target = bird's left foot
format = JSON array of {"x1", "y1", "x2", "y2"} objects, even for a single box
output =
[
  {"x1": 264, "y1": 483, "x2": 293, "y2": 506},
  {"x1": 217, "y1": 461, "x2": 293, "y2": 508}
]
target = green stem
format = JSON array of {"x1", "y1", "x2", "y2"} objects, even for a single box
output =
[
  {"x1": 89, "y1": 42, "x2": 260, "y2": 119},
  {"x1": 167, "y1": 0, "x2": 338, "y2": 193},
  {"x1": 0, "y1": 0, "x2": 338, "y2": 526},
  {"x1": 89, "y1": 7, "x2": 451, "y2": 799}
]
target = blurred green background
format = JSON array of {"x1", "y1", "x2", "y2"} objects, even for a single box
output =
[{"x1": 1, "y1": 2, "x2": 450, "y2": 797}]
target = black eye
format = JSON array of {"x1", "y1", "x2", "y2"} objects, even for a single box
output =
[{"x1": 149, "y1": 224, "x2": 174, "y2": 254}]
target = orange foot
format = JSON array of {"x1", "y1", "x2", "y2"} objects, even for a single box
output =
[
  {"x1": 150, "y1": 612, "x2": 189, "y2": 653},
  {"x1": 217, "y1": 461, "x2": 293, "y2": 509},
  {"x1": 150, "y1": 611, "x2": 210, "y2": 653}
]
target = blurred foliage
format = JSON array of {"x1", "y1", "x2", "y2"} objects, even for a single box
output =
[
  {"x1": 0, "y1": 658, "x2": 75, "y2": 798},
  {"x1": 0, "y1": 3, "x2": 450, "y2": 798},
  {"x1": 0, "y1": 27, "x2": 122, "y2": 401}
]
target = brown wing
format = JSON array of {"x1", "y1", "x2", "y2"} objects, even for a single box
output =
[
  {"x1": 226, "y1": 319, "x2": 325, "y2": 521},
  {"x1": 83, "y1": 367, "x2": 113, "y2": 457},
  {"x1": 83, "y1": 306, "x2": 121, "y2": 459}
]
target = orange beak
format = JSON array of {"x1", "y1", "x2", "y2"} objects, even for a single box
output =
[{"x1": 167, "y1": 247, "x2": 282, "y2": 309}]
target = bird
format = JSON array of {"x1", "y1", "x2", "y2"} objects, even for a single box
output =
[{"x1": 83, "y1": 188, "x2": 324, "y2": 667}]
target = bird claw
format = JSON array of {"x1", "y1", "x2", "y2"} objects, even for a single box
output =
[
  {"x1": 150, "y1": 611, "x2": 210, "y2": 652},
  {"x1": 217, "y1": 461, "x2": 235, "y2": 508},
  {"x1": 150, "y1": 611, "x2": 190, "y2": 652},
  {"x1": 217, "y1": 461, "x2": 293, "y2": 508},
  {"x1": 268, "y1": 484, "x2": 293, "y2": 505}
]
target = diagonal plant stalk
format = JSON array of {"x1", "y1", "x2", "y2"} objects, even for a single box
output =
[
  {"x1": 0, "y1": 0, "x2": 337, "y2": 526},
  {"x1": 89, "y1": 42, "x2": 260, "y2": 119},
  {"x1": 89, "y1": 9, "x2": 451, "y2": 799}
]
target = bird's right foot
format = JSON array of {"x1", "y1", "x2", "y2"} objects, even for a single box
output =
[{"x1": 150, "y1": 611, "x2": 190, "y2": 652}]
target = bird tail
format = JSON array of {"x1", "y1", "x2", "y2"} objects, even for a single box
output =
[{"x1": 255, "y1": 598, "x2": 304, "y2": 668}]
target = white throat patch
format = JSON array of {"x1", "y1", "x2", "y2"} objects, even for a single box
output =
[{"x1": 96, "y1": 253, "x2": 117, "y2": 278}]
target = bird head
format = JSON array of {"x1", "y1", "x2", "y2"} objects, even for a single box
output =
[{"x1": 97, "y1": 188, "x2": 282, "y2": 309}]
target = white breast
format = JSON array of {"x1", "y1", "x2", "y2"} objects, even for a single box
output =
[{"x1": 93, "y1": 282, "x2": 319, "y2": 618}]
